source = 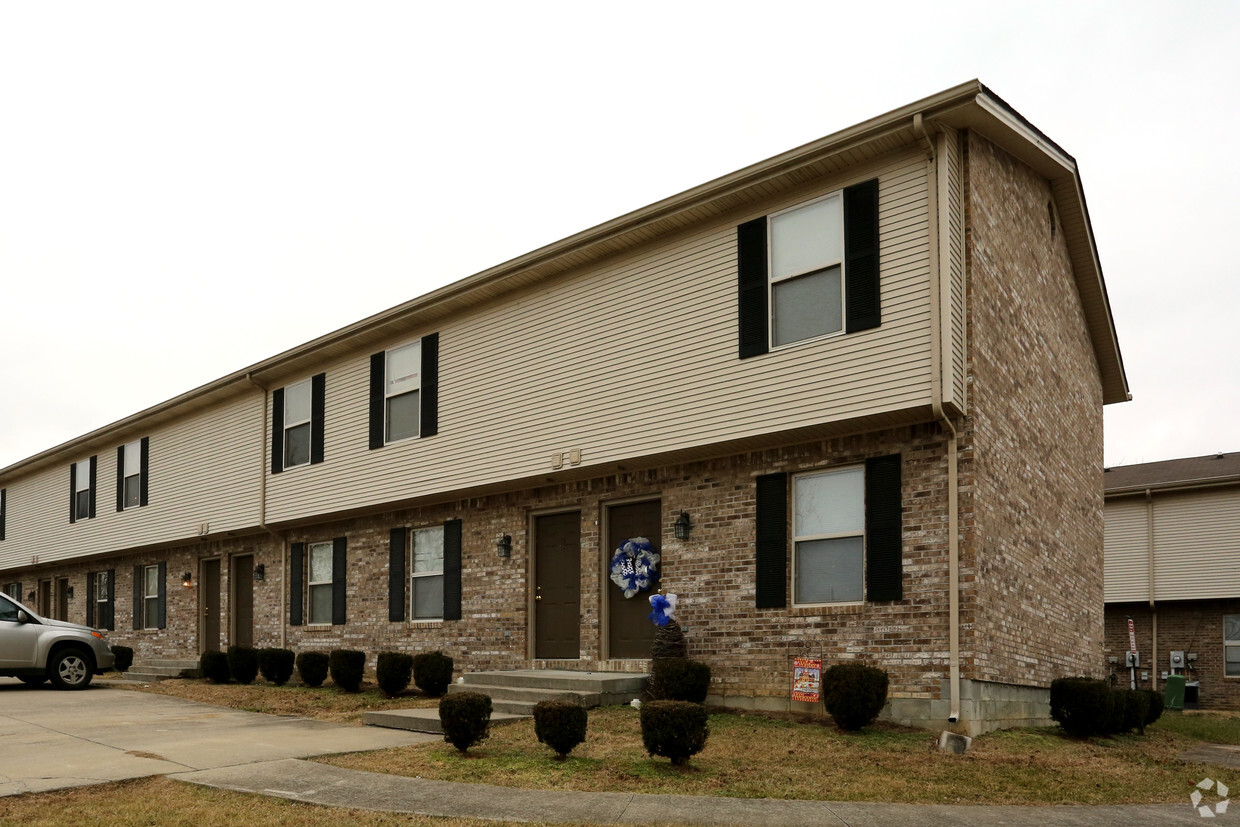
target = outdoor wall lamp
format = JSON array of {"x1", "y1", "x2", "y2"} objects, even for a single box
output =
[
  {"x1": 496, "y1": 534, "x2": 512, "y2": 558},
  {"x1": 27, "y1": 590, "x2": 35, "y2": 603},
  {"x1": 66, "y1": 585, "x2": 74, "y2": 599},
  {"x1": 181, "y1": 572, "x2": 193, "y2": 588},
  {"x1": 253, "y1": 563, "x2": 266, "y2": 582},
  {"x1": 674, "y1": 511, "x2": 692, "y2": 541}
]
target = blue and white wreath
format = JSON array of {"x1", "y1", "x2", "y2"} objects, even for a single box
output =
[{"x1": 609, "y1": 537, "x2": 660, "y2": 598}]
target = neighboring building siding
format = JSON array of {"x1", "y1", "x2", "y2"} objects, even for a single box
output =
[
  {"x1": 1104, "y1": 496, "x2": 1151, "y2": 602},
  {"x1": 0, "y1": 392, "x2": 263, "y2": 570},
  {"x1": 1151, "y1": 487, "x2": 1240, "y2": 601},
  {"x1": 265, "y1": 149, "x2": 937, "y2": 525},
  {"x1": 964, "y1": 132, "x2": 1106, "y2": 687},
  {"x1": 941, "y1": 124, "x2": 968, "y2": 413}
]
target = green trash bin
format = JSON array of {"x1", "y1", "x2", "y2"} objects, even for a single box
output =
[{"x1": 1165, "y1": 674, "x2": 1186, "y2": 710}]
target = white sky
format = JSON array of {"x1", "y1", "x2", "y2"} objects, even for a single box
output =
[{"x1": 1, "y1": 1, "x2": 1237, "y2": 472}]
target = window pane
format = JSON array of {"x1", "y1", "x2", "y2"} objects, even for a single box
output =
[
  {"x1": 1228, "y1": 646, "x2": 1240, "y2": 677},
  {"x1": 124, "y1": 475, "x2": 141, "y2": 508},
  {"x1": 76, "y1": 490, "x2": 90, "y2": 519},
  {"x1": 795, "y1": 536, "x2": 864, "y2": 604},
  {"x1": 387, "y1": 342, "x2": 421, "y2": 397},
  {"x1": 796, "y1": 468, "x2": 864, "y2": 536},
  {"x1": 75, "y1": 460, "x2": 91, "y2": 492},
  {"x1": 96, "y1": 571, "x2": 108, "y2": 592},
  {"x1": 413, "y1": 526, "x2": 444, "y2": 573},
  {"x1": 386, "y1": 391, "x2": 420, "y2": 442},
  {"x1": 145, "y1": 596, "x2": 159, "y2": 627},
  {"x1": 772, "y1": 267, "x2": 842, "y2": 347},
  {"x1": 413, "y1": 575, "x2": 443, "y2": 618},
  {"x1": 770, "y1": 196, "x2": 842, "y2": 279},
  {"x1": 284, "y1": 422, "x2": 311, "y2": 468},
  {"x1": 124, "y1": 441, "x2": 141, "y2": 475},
  {"x1": 309, "y1": 543, "x2": 333, "y2": 583},
  {"x1": 285, "y1": 380, "x2": 312, "y2": 424},
  {"x1": 309, "y1": 583, "x2": 333, "y2": 624},
  {"x1": 1225, "y1": 615, "x2": 1240, "y2": 642},
  {"x1": 145, "y1": 566, "x2": 159, "y2": 597}
]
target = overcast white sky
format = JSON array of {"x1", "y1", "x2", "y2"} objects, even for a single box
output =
[{"x1": 1, "y1": 1, "x2": 1237, "y2": 471}]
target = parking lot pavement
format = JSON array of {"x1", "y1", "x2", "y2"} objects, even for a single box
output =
[{"x1": 0, "y1": 677, "x2": 436, "y2": 797}]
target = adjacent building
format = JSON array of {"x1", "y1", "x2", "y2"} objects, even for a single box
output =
[{"x1": 0, "y1": 81, "x2": 1129, "y2": 734}]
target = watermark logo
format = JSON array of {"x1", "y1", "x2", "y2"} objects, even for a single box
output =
[{"x1": 1192, "y1": 778, "x2": 1230, "y2": 818}]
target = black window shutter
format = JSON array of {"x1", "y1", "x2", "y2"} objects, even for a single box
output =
[
  {"x1": 737, "y1": 217, "x2": 769, "y2": 359},
  {"x1": 310, "y1": 372, "x2": 326, "y2": 464},
  {"x1": 389, "y1": 527, "x2": 407, "y2": 622},
  {"x1": 332, "y1": 536, "x2": 347, "y2": 625},
  {"x1": 1, "y1": 488, "x2": 6, "y2": 541},
  {"x1": 69, "y1": 463, "x2": 77, "y2": 524},
  {"x1": 368, "y1": 352, "x2": 385, "y2": 450},
  {"x1": 139, "y1": 437, "x2": 149, "y2": 506},
  {"x1": 289, "y1": 543, "x2": 304, "y2": 626},
  {"x1": 844, "y1": 178, "x2": 881, "y2": 333},
  {"x1": 443, "y1": 518, "x2": 462, "y2": 621},
  {"x1": 86, "y1": 573, "x2": 95, "y2": 627},
  {"x1": 88, "y1": 455, "x2": 97, "y2": 519},
  {"x1": 133, "y1": 565, "x2": 143, "y2": 630},
  {"x1": 116, "y1": 446, "x2": 126, "y2": 512},
  {"x1": 755, "y1": 473, "x2": 788, "y2": 608},
  {"x1": 271, "y1": 387, "x2": 285, "y2": 474},
  {"x1": 156, "y1": 561, "x2": 167, "y2": 629},
  {"x1": 105, "y1": 570, "x2": 115, "y2": 630},
  {"x1": 420, "y1": 333, "x2": 439, "y2": 437},
  {"x1": 865, "y1": 454, "x2": 904, "y2": 602}
]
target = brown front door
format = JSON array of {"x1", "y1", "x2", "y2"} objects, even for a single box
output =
[
  {"x1": 38, "y1": 580, "x2": 51, "y2": 617},
  {"x1": 534, "y1": 512, "x2": 581, "y2": 659},
  {"x1": 54, "y1": 578, "x2": 69, "y2": 621},
  {"x1": 201, "y1": 559, "x2": 221, "y2": 653},
  {"x1": 607, "y1": 500, "x2": 661, "y2": 659},
  {"x1": 231, "y1": 555, "x2": 254, "y2": 649}
]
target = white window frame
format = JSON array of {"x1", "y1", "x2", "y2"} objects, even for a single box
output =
[
  {"x1": 2, "y1": 582, "x2": 20, "y2": 601},
  {"x1": 74, "y1": 458, "x2": 92, "y2": 520},
  {"x1": 767, "y1": 191, "x2": 847, "y2": 350},
  {"x1": 791, "y1": 465, "x2": 866, "y2": 607},
  {"x1": 1225, "y1": 615, "x2": 1240, "y2": 678},
  {"x1": 308, "y1": 541, "x2": 334, "y2": 625},
  {"x1": 283, "y1": 379, "x2": 312, "y2": 470},
  {"x1": 142, "y1": 564, "x2": 159, "y2": 629},
  {"x1": 385, "y1": 340, "x2": 421, "y2": 444},
  {"x1": 94, "y1": 571, "x2": 109, "y2": 617},
  {"x1": 409, "y1": 525, "x2": 445, "y2": 621},
  {"x1": 122, "y1": 441, "x2": 142, "y2": 509}
]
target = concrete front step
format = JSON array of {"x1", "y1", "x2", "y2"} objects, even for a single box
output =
[
  {"x1": 121, "y1": 658, "x2": 202, "y2": 681},
  {"x1": 447, "y1": 682, "x2": 602, "y2": 707},
  {"x1": 363, "y1": 708, "x2": 529, "y2": 734},
  {"x1": 458, "y1": 669, "x2": 647, "y2": 706}
]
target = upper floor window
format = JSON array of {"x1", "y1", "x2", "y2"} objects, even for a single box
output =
[
  {"x1": 368, "y1": 333, "x2": 439, "y2": 449},
  {"x1": 70, "y1": 457, "x2": 97, "y2": 523},
  {"x1": 271, "y1": 374, "x2": 325, "y2": 474},
  {"x1": 117, "y1": 438, "x2": 149, "y2": 511}
]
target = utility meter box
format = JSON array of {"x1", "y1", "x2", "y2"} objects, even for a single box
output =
[
  {"x1": 1170, "y1": 650, "x2": 1186, "y2": 669},
  {"x1": 1125, "y1": 652, "x2": 1140, "y2": 668}
]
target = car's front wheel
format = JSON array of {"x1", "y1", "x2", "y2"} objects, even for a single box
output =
[{"x1": 48, "y1": 648, "x2": 94, "y2": 690}]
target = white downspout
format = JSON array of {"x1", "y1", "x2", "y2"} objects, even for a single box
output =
[
  {"x1": 247, "y1": 373, "x2": 287, "y2": 649},
  {"x1": 1147, "y1": 488, "x2": 1156, "y2": 691}
]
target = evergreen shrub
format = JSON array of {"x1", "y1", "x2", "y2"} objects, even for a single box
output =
[
  {"x1": 413, "y1": 651, "x2": 454, "y2": 696},
  {"x1": 201, "y1": 650, "x2": 230, "y2": 684},
  {"x1": 376, "y1": 651, "x2": 414, "y2": 697},
  {"x1": 439, "y1": 691, "x2": 492, "y2": 753},
  {"x1": 822, "y1": 663, "x2": 889, "y2": 731},
  {"x1": 1143, "y1": 689, "x2": 1165, "y2": 729},
  {"x1": 640, "y1": 700, "x2": 709, "y2": 765},
  {"x1": 110, "y1": 645, "x2": 134, "y2": 673},
  {"x1": 651, "y1": 659, "x2": 711, "y2": 703},
  {"x1": 533, "y1": 699, "x2": 588, "y2": 759},
  {"x1": 258, "y1": 647, "x2": 295, "y2": 686},
  {"x1": 1050, "y1": 677, "x2": 1114, "y2": 737},
  {"x1": 296, "y1": 651, "x2": 329, "y2": 687},
  {"x1": 329, "y1": 649, "x2": 366, "y2": 692},
  {"x1": 226, "y1": 646, "x2": 259, "y2": 685}
]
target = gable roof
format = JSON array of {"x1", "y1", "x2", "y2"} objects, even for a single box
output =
[{"x1": 1105, "y1": 453, "x2": 1240, "y2": 494}]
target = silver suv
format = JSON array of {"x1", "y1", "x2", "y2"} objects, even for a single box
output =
[{"x1": 0, "y1": 592, "x2": 115, "y2": 689}]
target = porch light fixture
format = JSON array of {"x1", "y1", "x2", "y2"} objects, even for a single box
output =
[
  {"x1": 181, "y1": 572, "x2": 193, "y2": 588},
  {"x1": 674, "y1": 511, "x2": 692, "y2": 541},
  {"x1": 27, "y1": 590, "x2": 35, "y2": 603},
  {"x1": 496, "y1": 534, "x2": 512, "y2": 558},
  {"x1": 253, "y1": 563, "x2": 266, "y2": 582},
  {"x1": 66, "y1": 585, "x2": 74, "y2": 599}
]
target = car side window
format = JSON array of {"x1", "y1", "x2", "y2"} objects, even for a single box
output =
[{"x1": 0, "y1": 596, "x2": 18, "y2": 622}]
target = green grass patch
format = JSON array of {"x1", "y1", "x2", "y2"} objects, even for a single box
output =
[{"x1": 1151, "y1": 711, "x2": 1240, "y2": 744}]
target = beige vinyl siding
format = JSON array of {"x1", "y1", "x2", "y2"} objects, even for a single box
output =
[
  {"x1": 0, "y1": 393, "x2": 261, "y2": 570},
  {"x1": 1104, "y1": 497, "x2": 1150, "y2": 602},
  {"x1": 942, "y1": 125, "x2": 967, "y2": 411},
  {"x1": 1152, "y1": 487, "x2": 1240, "y2": 601},
  {"x1": 266, "y1": 150, "x2": 934, "y2": 523}
]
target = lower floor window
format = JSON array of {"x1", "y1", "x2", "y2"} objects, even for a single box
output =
[
  {"x1": 793, "y1": 466, "x2": 865, "y2": 605},
  {"x1": 411, "y1": 525, "x2": 444, "y2": 619},
  {"x1": 308, "y1": 542, "x2": 334, "y2": 624},
  {"x1": 143, "y1": 565, "x2": 160, "y2": 629},
  {"x1": 1225, "y1": 615, "x2": 1240, "y2": 677}
]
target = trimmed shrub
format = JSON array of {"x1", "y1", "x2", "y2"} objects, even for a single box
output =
[
  {"x1": 258, "y1": 647, "x2": 296, "y2": 686},
  {"x1": 1050, "y1": 677, "x2": 1113, "y2": 737},
  {"x1": 533, "y1": 699, "x2": 588, "y2": 759},
  {"x1": 329, "y1": 649, "x2": 366, "y2": 692},
  {"x1": 439, "y1": 691, "x2": 492, "y2": 753},
  {"x1": 110, "y1": 645, "x2": 134, "y2": 673},
  {"x1": 1123, "y1": 689, "x2": 1151, "y2": 734},
  {"x1": 822, "y1": 663, "x2": 889, "y2": 731},
  {"x1": 640, "y1": 700, "x2": 709, "y2": 765},
  {"x1": 201, "y1": 650, "x2": 230, "y2": 684},
  {"x1": 226, "y1": 646, "x2": 259, "y2": 685},
  {"x1": 1143, "y1": 689, "x2": 1165, "y2": 729},
  {"x1": 651, "y1": 659, "x2": 711, "y2": 703},
  {"x1": 413, "y1": 651, "x2": 454, "y2": 697},
  {"x1": 377, "y1": 651, "x2": 414, "y2": 698},
  {"x1": 296, "y1": 651, "x2": 329, "y2": 688}
]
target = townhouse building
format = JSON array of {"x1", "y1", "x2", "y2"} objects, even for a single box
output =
[{"x1": 0, "y1": 81, "x2": 1128, "y2": 735}]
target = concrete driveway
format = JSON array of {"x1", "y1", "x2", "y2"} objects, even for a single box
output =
[{"x1": 0, "y1": 677, "x2": 435, "y2": 797}]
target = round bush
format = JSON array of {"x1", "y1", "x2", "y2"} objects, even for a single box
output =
[
  {"x1": 1050, "y1": 677, "x2": 1112, "y2": 737},
  {"x1": 258, "y1": 647, "x2": 296, "y2": 686},
  {"x1": 296, "y1": 651, "x2": 329, "y2": 688},
  {"x1": 533, "y1": 699, "x2": 588, "y2": 759},
  {"x1": 377, "y1": 651, "x2": 414, "y2": 697},
  {"x1": 329, "y1": 649, "x2": 366, "y2": 692},
  {"x1": 640, "y1": 700, "x2": 709, "y2": 765},
  {"x1": 110, "y1": 645, "x2": 134, "y2": 673},
  {"x1": 1143, "y1": 688, "x2": 1165, "y2": 728},
  {"x1": 439, "y1": 691, "x2": 492, "y2": 753},
  {"x1": 413, "y1": 651, "x2": 454, "y2": 697},
  {"x1": 226, "y1": 646, "x2": 259, "y2": 685},
  {"x1": 822, "y1": 663, "x2": 889, "y2": 731},
  {"x1": 201, "y1": 650, "x2": 230, "y2": 684},
  {"x1": 651, "y1": 659, "x2": 711, "y2": 703}
]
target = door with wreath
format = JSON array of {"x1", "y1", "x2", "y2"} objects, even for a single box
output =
[{"x1": 606, "y1": 500, "x2": 660, "y2": 659}]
